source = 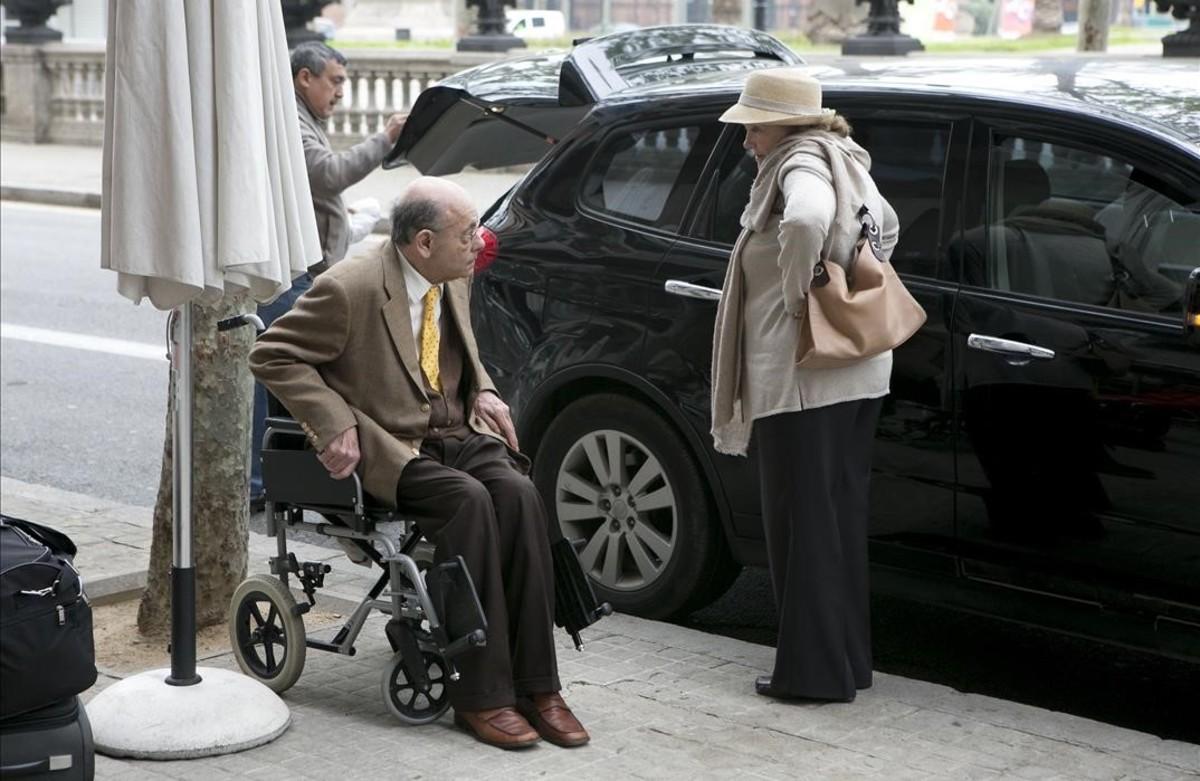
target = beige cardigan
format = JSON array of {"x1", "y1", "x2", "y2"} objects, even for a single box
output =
[{"x1": 711, "y1": 131, "x2": 900, "y2": 456}]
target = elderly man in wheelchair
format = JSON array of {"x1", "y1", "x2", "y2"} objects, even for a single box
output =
[{"x1": 238, "y1": 177, "x2": 603, "y2": 750}]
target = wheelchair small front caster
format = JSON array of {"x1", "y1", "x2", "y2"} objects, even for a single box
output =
[
  {"x1": 381, "y1": 648, "x2": 450, "y2": 725},
  {"x1": 229, "y1": 575, "x2": 307, "y2": 693}
]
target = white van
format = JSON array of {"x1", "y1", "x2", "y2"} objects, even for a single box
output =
[{"x1": 506, "y1": 9, "x2": 566, "y2": 40}]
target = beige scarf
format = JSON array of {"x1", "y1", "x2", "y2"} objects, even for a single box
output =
[{"x1": 710, "y1": 131, "x2": 877, "y2": 456}]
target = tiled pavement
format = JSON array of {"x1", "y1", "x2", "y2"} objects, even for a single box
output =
[{"x1": 1, "y1": 476, "x2": 1197, "y2": 780}]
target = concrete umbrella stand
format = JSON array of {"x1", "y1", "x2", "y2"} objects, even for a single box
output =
[{"x1": 87, "y1": 307, "x2": 291, "y2": 759}]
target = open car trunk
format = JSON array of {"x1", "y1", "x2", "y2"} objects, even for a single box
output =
[{"x1": 384, "y1": 24, "x2": 802, "y2": 175}]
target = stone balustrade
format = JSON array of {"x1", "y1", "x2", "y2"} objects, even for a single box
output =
[{"x1": 1, "y1": 44, "x2": 500, "y2": 147}]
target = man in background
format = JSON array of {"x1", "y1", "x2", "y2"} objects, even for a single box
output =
[{"x1": 251, "y1": 41, "x2": 406, "y2": 510}]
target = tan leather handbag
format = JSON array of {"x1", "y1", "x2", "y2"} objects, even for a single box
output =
[{"x1": 796, "y1": 206, "x2": 927, "y2": 369}]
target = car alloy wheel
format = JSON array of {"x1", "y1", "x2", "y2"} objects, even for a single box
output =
[
  {"x1": 556, "y1": 428, "x2": 678, "y2": 592},
  {"x1": 533, "y1": 393, "x2": 739, "y2": 618}
]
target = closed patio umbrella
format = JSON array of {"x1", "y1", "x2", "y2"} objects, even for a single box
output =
[{"x1": 87, "y1": 0, "x2": 320, "y2": 759}]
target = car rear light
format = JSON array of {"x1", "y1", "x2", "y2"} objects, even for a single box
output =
[{"x1": 475, "y1": 226, "x2": 499, "y2": 274}]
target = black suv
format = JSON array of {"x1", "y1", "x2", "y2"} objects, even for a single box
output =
[{"x1": 391, "y1": 26, "x2": 1200, "y2": 660}]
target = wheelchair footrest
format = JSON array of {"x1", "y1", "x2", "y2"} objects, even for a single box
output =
[{"x1": 425, "y1": 555, "x2": 488, "y2": 659}]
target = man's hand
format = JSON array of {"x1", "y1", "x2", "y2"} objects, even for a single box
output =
[
  {"x1": 385, "y1": 113, "x2": 408, "y2": 144},
  {"x1": 319, "y1": 426, "x2": 360, "y2": 480},
  {"x1": 475, "y1": 391, "x2": 519, "y2": 451}
]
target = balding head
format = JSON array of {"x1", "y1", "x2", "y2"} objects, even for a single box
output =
[{"x1": 391, "y1": 177, "x2": 482, "y2": 283}]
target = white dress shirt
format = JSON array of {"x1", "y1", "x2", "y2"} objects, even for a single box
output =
[{"x1": 396, "y1": 248, "x2": 443, "y2": 344}]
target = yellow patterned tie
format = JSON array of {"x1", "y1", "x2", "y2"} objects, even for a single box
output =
[{"x1": 419, "y1": 286, "x2": 441, "y2": 393}]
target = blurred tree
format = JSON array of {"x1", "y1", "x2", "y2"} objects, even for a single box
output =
[
  {"x1": 806, "y1": 0, "x2": 866, "y2": 42},
  {"x1": 1033, "y1": 0, "x2": 1065, "y2": 31},
  {"x1": 1077, "y1": 0, "x2": 1111, "y2": 49}
]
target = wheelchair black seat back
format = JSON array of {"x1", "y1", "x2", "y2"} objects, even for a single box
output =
[{"x1": 228, "y1": 414, "x2": 488, "y2": 726}]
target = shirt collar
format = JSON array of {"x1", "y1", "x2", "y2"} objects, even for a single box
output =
[{"x1": 396, "y1": 246, "x2": 439, "y2": 307}]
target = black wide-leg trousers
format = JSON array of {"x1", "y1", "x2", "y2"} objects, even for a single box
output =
[
  {"x1": 752, "y1": 396, "x2": 884, "y2": 701},
  {"x1": 395, "y1": 433, "x2": 559, "y2": 711}
]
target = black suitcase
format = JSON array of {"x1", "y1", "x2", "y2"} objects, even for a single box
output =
[
  {"x1": 0, "y1": 516, "x2": 97, "y2": 719},
  {"x1": 0, "y1": 696, "x2": 95, "y2": 780}
]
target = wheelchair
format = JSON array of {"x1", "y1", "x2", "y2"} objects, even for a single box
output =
[{"x1": 227, "y1": 415, "x2": 488, "y2": 725}]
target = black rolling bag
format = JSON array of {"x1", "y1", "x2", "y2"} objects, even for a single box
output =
[
  {"x1": 0, "y1": 515, "x2": 97, "y2": 718},
  {"x1": 0, "y1": 696, "x2": 95, "y2": 780}
]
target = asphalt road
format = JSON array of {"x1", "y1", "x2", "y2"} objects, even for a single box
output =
[
  {"x1": 3, "y1": 201, "x2": 1196, "y2": 745},
  {"x1": 1, "y1": 202, "x2": 168, "y2": 506}
]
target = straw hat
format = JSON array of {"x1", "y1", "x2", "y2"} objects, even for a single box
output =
[{"x1": 719, "y1": 68, "x2": 834, "y2": 126}]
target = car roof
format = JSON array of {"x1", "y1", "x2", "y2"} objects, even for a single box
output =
[{"x1": 607, "y1": 57, "x2": 1200, "y2": 145}]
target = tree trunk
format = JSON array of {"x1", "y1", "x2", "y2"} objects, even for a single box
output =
[
  {"x1": 137, "y1": 294, "x2": 255, "y2": 635},
  {"x1": 805, "y1": 0, "x2": 868, "y2": 43},
  {"x1": 1077, "y1": 0, "x2": 1111, "y2": 49},
  {"x1": 1033, "y1": 0, "x2": 1064, "y2": 32}
]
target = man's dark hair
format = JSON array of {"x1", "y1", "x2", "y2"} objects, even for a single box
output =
[
  {"x1": 391, "y1": 197, "x2": 444, "y2": 246},
  {"x1": 290, "y1": 42, "x2": 346, "y2": 79}
]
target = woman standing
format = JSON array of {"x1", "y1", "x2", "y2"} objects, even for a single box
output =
[{"x1": 711, "y1": 68, "x2": 899, "y2": 703}]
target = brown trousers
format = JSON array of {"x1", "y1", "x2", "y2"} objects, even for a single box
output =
[{"x1": 395, "y1": 433, "x2": 559, "y2": 711}]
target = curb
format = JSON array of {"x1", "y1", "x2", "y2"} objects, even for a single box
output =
[
  {"x1": 88, "y1": 571, "x2": 148, "y2": 606},
  {"x1": 1, "y1": 184, "x2": 102, "y2": 209}
]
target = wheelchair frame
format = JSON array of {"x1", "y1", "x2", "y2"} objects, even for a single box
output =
[{"x1": 228, "y1": 417, "x2": 487, "y2": 725}]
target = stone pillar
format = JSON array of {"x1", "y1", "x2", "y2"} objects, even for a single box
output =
[{"x1": 0, "y1": 44, "x2": 52, "y2": 143}]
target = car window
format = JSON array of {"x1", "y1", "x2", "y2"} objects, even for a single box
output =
[
  {"x1": 962, "y1": 135, "x2": 1193, "y2": 315},
  {"x1": 580, "y1": 122, "x2": 720, "y2": 232},
  {"x1": 849, "y1": 119, "x2": 951, "y2": 279},
  {"x1": 691, "y1": 118, "x2": 951, "y2": 280}
]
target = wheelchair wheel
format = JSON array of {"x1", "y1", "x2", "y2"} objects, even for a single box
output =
[
  {"x1": 380, "y1": 649, "x2": 450, "y2": 725},
  {"x1": 229, "y1": 575, "x2": 306, "y2": 693}
]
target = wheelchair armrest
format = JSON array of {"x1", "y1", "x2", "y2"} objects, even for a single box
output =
[
  {"x1": 264, "y1": 416, "x2": 303, "y2": 435},
  {"x1": 263, "y1": 417, "x2": 308, "y2": 453}
]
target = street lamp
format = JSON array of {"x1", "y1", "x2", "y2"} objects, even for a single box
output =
[
  {"x1": 1154, "y1": 0, "x2": 1200, "y2": 56},
  {"x1": 0, "y1": 0, "x2": 71, "y2": 44},
  {"x1": 841, "y1": 0, "x2": 925, "y2": 56},
  {"x1": 281, "y1": 0, "x2": 334, "y2": 50},
  {"x1": 458, "y1": 0, "x2": 527, "y2": 52}
]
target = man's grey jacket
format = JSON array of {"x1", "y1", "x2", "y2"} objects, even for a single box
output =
[{"x1": 296, "y1": 92, "x2": 391, "y2": 271}]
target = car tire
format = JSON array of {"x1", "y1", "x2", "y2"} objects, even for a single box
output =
[{"x1": 533, "y1": 393, "x2": 739, "y2": 619}]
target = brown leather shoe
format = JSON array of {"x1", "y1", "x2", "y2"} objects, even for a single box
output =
[
  {"x1": 516, "y1": 692, "x2": 590, "y2": 748},
  {"x1": 453, "y1": 707, "x2": 540, "y2": 750}
]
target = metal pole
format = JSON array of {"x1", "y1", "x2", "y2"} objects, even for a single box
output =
[
  {"x1": 166, "y1": 303, "x2": 201, "y2": 687},
  {"x1": 753, "y1": 0, "x2": 767, "y2": 29}
]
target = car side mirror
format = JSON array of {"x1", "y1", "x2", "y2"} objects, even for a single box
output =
[{"x1": 1185, "y1": 267, "x2": 1200, "y2": 337}]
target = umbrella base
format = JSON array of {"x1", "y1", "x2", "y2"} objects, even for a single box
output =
[{"x1": 86, "y1": 668, "x2": 290, "y2": 759}]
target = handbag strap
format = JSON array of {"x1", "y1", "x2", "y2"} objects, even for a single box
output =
[
  {"x1": 814, "y1": 204, "x2": 887, "y2": 287},
  {"x1": 857, "y1": 205, "x2": 885, "y2": 262}
]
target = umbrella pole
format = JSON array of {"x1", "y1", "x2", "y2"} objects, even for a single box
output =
[{"x1": 167, "y1": 303, "x2": 200, "y2": 686}]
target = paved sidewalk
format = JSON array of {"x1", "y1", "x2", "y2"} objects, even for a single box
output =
[
  {"x1": 2, "y1": 476, "x2": 1197, "y2": 780},
  {"x1": 0, "y1": 141, "x2": 522, "y2": 216}
]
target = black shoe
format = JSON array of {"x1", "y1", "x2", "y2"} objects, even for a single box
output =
[
  {"x1": 249, "y1": 495, "x2": 266, "y2": 514},
  {"x1": 755, "y1": 676, "x2": 854, "y2": 703}
]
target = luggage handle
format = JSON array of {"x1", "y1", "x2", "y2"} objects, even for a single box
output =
[{"x1": 18, "y1": 583, "x2": 59, "y2": 598}]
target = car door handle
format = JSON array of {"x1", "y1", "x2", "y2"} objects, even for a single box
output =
[
  {"x1": 665, "y1": 280, "x2": 722, "y2": 301},
  {"x1": 967, "y1": 333, "x2": 1055, "y2": 360}
]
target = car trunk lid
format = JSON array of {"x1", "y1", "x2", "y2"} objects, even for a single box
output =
[{"x1": 384, "y1": 24, "x2": 802, "y2": 175}]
